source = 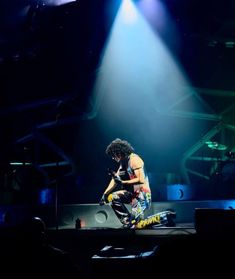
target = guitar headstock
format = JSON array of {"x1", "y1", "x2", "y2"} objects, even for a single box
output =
[{"x1": 107, "y1": 168, "x2": 115, "y2": 177}]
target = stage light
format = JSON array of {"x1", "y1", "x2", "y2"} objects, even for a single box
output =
[
  {"x1": 167, "y1": 184, "x2": 193, "y2": 200},
  {"x1": 0, "y1": 211, "x2": 11, "y2": 226},
  {"x1": 38, "y1": 0, "x2": 76, "y2": 6},
  {"x1": 38, "y1": 188, "x2": 55, "y2": 205}
]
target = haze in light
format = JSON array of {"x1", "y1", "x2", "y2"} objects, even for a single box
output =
[
  {"x1": 91, "y1": 0, "x2": 192, "y2": 119},
  {"x1": 39, "y1": 0, "x2": 76, "y2": 6},
  {"x1": 90, "y1": 0, "x2": 208, "y2": 170}
]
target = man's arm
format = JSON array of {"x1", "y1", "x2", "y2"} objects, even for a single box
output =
[
  {"x1": 122, "y1": 167, "x2": 145, "y2": 185},
  {"x1": 122, "y1": 155, "x2": 145, "y2": 185},
  {"x1": 99, "y1": 175, "x2": 119, "y2": 205},
  {"x1": 103, "y1": 178, "x2": 116, "y2": 195}
]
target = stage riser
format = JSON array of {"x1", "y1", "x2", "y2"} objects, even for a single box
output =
[{"x1": 0, "y1": 200, "x2": 235, "y2": 229}]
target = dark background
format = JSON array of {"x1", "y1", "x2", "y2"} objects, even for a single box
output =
[{"x1": 0, "y1": 0, "x2": 235, "y2": 205}]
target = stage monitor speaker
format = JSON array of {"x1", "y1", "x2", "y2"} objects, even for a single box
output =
[
  {"x1": 57, "y1": 204, "x2": 122, "y2": 229},
  {"x1": 195, "y1": 208, "x2": 235, "y2": 235}
]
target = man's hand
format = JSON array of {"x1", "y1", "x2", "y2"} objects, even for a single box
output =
[
  {"x1": 99, "y1": 196, "x2": 105, "y2": 206},
  {"x1": 99, "y1": 194, "x2": 108, "y2": 206}
]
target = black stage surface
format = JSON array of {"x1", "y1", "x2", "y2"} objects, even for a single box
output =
[
  {"x1": 1, "y1": 206, "x2": 235, "y2": 278},
  {"x1": 0, "y1": 219, "x2": 235, "y2": 278},
  {"x1": 45, "y1": 222, "x2": 234, "y2": 278}
]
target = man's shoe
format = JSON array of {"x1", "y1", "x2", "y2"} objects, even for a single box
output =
[
  {"x1": 122, "y1": 223, "x2": 135, "y2": 229},
  {"x1": 165, "y1": 211, "x2": 176, "y2": 227},
  {"x1": 120, "y1": 216, "x2": 135, "y2": 229}
]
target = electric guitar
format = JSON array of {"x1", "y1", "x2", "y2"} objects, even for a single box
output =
[{"x1": 107, "y1": 168, "x2": 124, "y2": 191}]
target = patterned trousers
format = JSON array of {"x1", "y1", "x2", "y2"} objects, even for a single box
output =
[{"x1": 107, "y1": 190, "x2": 151, "y2": 225}]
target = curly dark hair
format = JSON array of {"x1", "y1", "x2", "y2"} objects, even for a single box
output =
[{"x1": 106, "y1": 138, "x2": 134, "y2": 158}]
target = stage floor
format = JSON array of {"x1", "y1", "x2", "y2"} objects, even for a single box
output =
[
  {"x1": 46, "y1": 221, "x2": 235, "y2": 278},
  {"x1": 47, "y1": 221, "x2": 196, "y2": 255},
  {"x1": 1, "y1": 220, "x2": 234, "y2": 278},
  {"x1": 71, "y1": 222, "x2": 196, "y2": 235}
]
